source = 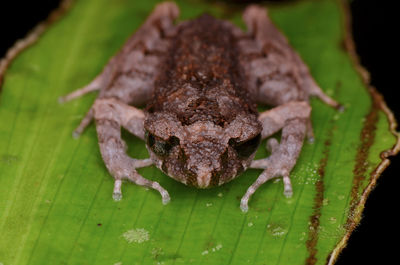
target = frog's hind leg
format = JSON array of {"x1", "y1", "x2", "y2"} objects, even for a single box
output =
[
  {"x1": 241, "y1": 101, "x2": 310, "y2": 212},
  {"x1": 242, "y1": 5, "x2": 342, "y2": 110},
  {"x1": 93, "y1": 98, "x2": 170, "y2": 204},
  {"x1": 60, "y1": 2, "x2": 179, "y2": 137}
]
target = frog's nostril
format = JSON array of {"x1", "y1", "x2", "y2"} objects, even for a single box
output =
[{"x1": 196, "y1": 169, "x2": 211, "y2": 188}]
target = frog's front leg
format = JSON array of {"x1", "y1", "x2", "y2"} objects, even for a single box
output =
[
  {"x1": 240, "y1": 101, "x2": 310, "y2": 212},
  {"x1": 93, "y1": 98, "x2": 170, "y2": 204}
]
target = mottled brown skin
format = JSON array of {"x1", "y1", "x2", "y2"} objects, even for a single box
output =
[
  {"x1": 60, "y1": 2, "x2": 340, "y2": 212},
  {"x1": 145, "y1": 14, "x2": 261, "y2": 188}
]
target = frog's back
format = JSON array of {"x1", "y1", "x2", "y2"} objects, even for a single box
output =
[{"x1": 146, "y1": 14, "x2": 257, "y2": 127}]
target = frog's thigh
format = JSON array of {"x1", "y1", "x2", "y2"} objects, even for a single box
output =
[{"x1": 60, "y1": 2, "x2": 178, "y2": 103}]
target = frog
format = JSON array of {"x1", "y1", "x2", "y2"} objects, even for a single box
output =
[{"x1": 59, "y1": 2, "x2": 341, "y2": 212}]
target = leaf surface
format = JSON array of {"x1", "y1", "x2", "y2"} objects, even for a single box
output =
[{"x1": 0, "y1": 0, "x2": 398, "y2": 264}]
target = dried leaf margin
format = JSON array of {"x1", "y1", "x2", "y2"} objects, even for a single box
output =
[{"x1": 325, "y1": 1, "x2": 400, "y2": 264}]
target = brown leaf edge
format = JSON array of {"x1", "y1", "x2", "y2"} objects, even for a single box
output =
[
  {"x1": 0, "y1": 0, "x2": 398, "y2": 264},
  {"x1": 325, "y1": 1, "x2": 400, "y2": 264}
]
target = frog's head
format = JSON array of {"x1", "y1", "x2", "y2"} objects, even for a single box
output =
[{"x1": 144, "y1": 112, "x2": 262, "y2": 188}]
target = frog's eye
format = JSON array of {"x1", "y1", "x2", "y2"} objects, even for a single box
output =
[
  {"x1": 229, "y1": 134, "x2": 261, "y2": 159},
  {"x1": 146, "y1": 132, "x2": 180, "y2": 157}
]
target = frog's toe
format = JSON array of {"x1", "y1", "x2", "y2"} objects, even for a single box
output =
[
  {"x1": 283, "y1": 175, "x2": 293, "y2": 198},
  {"x1": 113, "y1": 179, "x2": 123, "y2": 201}
]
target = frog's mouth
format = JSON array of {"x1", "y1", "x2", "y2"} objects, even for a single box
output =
[{"x1": 152, "y1": 143, "x2": 253, "y2": 189}]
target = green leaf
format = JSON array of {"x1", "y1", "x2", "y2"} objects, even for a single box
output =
[{"x1": 0, "y1": 0, "x2": 398, "y2": 264}]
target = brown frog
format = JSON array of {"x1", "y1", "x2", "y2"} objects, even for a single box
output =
[{"x1": 59, "y1": 2, "x2": 341, "y2": 212}]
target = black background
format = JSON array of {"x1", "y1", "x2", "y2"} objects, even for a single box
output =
[{"x1": 0, "y1": 0, "x2": 398, "y2": 264}]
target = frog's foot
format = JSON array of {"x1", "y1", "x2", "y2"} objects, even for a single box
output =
[
  {"x1": 111, "y1": 158, "x2": 162, "y2": 202},
  {"x1": 108, "y1": 155, "x2": 170, "y2": 204},
  {"x1": 241, "y1": 118, "x2": 307, "y2": 212},
  {"x1": 113, "y1": 176, "x2": 170, "y2": 205},
  {"x1": 111, "y1": 158, "x2": 168, "y2": 202}
]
